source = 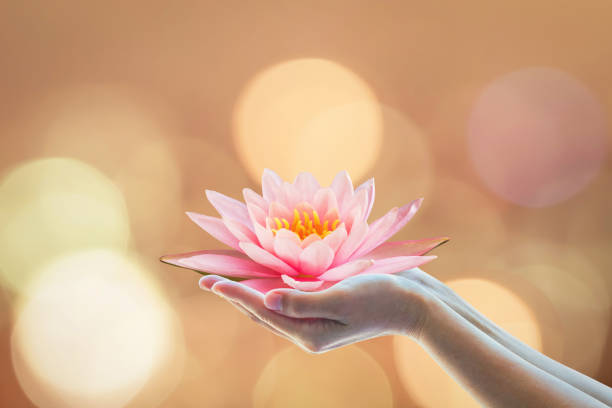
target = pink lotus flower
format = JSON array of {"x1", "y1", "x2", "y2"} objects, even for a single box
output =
[{"x1": 161, "y1": 169, "x2": 448, "y2": 293}]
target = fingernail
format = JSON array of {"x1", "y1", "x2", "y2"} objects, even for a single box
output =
[
  {"x1": 265, "y1": 293, "x2": 282, "y2": 311},
  {"x1": 200, "y1": 276, "x2": 226, "y2": 291},
  {"x1": 211, "y1": 282, "x2": 229, "y2": 297},
  {"x1": 199, "y1": 277, "x2": 212, "y2": 291},
  {"x1": 211, "y1": 284, "x2": 222, "y2": 295}
]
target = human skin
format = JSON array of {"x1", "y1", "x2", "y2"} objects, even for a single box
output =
[{"x1": 201, "y1": 269, "x2": 612, "y2": 407}]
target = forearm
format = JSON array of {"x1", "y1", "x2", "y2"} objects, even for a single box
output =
[
  {"x1": 429, "y1": 282, "x2": 612, "y2": 406},
  {"x1": 413, "y1": 294, "x2": 608, "y2": 408}
]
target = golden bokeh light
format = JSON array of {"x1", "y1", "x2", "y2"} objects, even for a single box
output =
[
  {"x1": 161, "y1": 295, "x2": 279, "y2": 407},
  {"x1": 177, "y1": 294, "x2": 242, "y2": 370},
  {"x1": 406, "y1": 177, "x2": 507, "y2": 280},
  {"x1": 161, "y1": 137, "x2": 254, "y2": 293},
  {"x1": 516, "y1": 263, "x2": 609, "y2": 314},
  {"x1": 171, "y1": 137, "x2": 253, "y2": 242},
  {"x1": 566, "y1": 169, "x2": 612, "y2": 267},
  {"x1": 233, "y1": 58, "x2": 382, "y2": 185},
  {"x1": 21, "y1": 85, "x2": 186, "y2": 256},
  {"x1": 0, "y1": 158, "x2": 130, "y2": 292},
  {"x1": 253, "y1": 345, "x2": 393, "y2": 408},
  {"x1": 515, "y1": 263, "x2": 608, "y2": 376},
  {"x1": 114, "y1": 138, "x2": 183, "y2": 254},
  {"x1": 34, "y1": 85, "x2": 178, "y2": 175},
  {"x1": 124, "y1": 318, "x2": 185, "y2": 408},
  {"x1": 366, "y1": 105, "x2": 434, "y2": 221},
  {"x1": 1, "y1": 1, "x2": 611, "y2": 405},
  {"x1": 394, "y1": 278, "x2": 541, "y2": 408},
  {"x1": 487, "y1": 240, "x2": 610, "y2": 376},
  {"x1": 11, "y1": 249, "x2": 182, "y2": 408}
]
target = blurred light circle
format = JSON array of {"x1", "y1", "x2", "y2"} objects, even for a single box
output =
[
  {"x1": 0, "y1": 158, "x2": 130, "y2": 292},
  {"x1": 11, "y1": 249, "x2": 181, "y2": 408},
  {"x1": 516, "y1": 263, "x2": 609, "y2": 313},
  {"x1": 35, "y1": 85, "x2": 177, "y2": 175},
  {"x1": 0, "y1": 290, "x2": 11, "y2": 332},
  {"x1": 515, "y1": 263, "x2": 608, "y2": 376},
  {"x1": 253, "y1": 345, "x2": 392, "y2": 408},
  {"x1": 124, "y1": 331, "x2": 185, "y2": 408},
  {"x1": 178, "y1": 294, "x2": 242, "y2": 370},
  {"x1": 468, "y1": 67, "x2": 608, "y2": 207},
  {"x1": 566, "y1": 169, "x2": 612, "y2": 250},
  {"x1": 172, "y1": 136, "x2": 252, "y2": 233},
  {"x1": 407, "y1": 177, "x2": 507, "y2": 280},
  {"x1": 394, "y1": 279, "x2": 541, "y2": 408},
  {"x1": 166, "y1": 330, "x2": 277, "y2": 407},
  {"x1": 114, "y1": 138, "x2": 183, "y2": 254},
  {"x1": 23, "y1": 85, "x2": 185, "y2": 255},
  {"x1": 163, "y1": 295, "x2": 278, "y2": 407},
  {"x1": 366, "y1": 105, "x2": 434, "y2": 221},
  {"x1": 486, "y1": 240, "x2": 610, "y2": 376},
  {"x1": 233, "y1": 58, "x2": 382, "y2": 185},
  {"x1": 163, "y1": 138, "x2": 254, "y2": 290}
]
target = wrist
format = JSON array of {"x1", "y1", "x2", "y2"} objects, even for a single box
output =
[{"x1": 393, "y1": 279, "x2": 437, "y2": 340}]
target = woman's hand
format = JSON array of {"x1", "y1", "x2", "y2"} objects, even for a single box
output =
[
  {"x1": 200, "y1": 272, "x2": 431, "y2": 353},
  {"x1": 200, "y1": 269, "x2": 612, "y2": 407}
]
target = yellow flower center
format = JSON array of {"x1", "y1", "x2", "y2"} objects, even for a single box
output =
[{"x1": 271, "y1": 209, "x2": 340, "y2": 240}]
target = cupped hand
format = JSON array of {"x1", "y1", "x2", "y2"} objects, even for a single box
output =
[{"x1": 200, "y1": 271, "x2": 431, "y2": 353}]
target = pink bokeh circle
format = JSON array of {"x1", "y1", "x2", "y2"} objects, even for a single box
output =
[{"x1": 468, "y1": 67, "x2": 608, "y2": 207}]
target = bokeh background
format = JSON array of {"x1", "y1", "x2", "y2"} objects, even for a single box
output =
[{"x1": 1, "y1": 0, "x2": 611, "y2": 407}]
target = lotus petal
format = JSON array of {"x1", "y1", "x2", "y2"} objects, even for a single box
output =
[
  {"x1": 332, "y1": 219, "x2": 369, "y2": 266},
  {"x1": 348, "y1": 207, "x2": 399, "y2": 261},
  {"x1": 293, "y1": 172, "x2": 320, "y2": 202},
  {"x1": 322, "y1": 223, "x2": 347, "y2": 253},
  {"x1": 342, "y1": 204, "x2": 363, "y2": 233},
  {"x1": 223, "y1": 217, "x2": 258, "y2": 244},
  {"x1": 252, "y1": 220, "x2": 275, "y2": 252},
  {"x1": 273, "y1": 230, "x2": 302, "y2": 269},
  {"x1": 361, "y1": 237, "x2": 450, "y2": 260},
  {"x1": 330, "y1": 170, "x2": 354, "y2": 213},
  {"x1": 243, "y1": 188, "x2": 268, "y2": 212},
  {"x1": 300, "y1": 233, "x2": 322, "y2": 248},
  {"x1": 239, "y1": 241, "x2": 298, "y2": 276},
  {"x1": 185, "y1": 212, "x2": 241, "y2": 251},
  {"x1": 298, "y1": 241, "x2": 334, "y2": 276},
  {"x1": 280, "y1": 181, "x2": 301, "y2": 211},
  {"x1": 341, "y1": 188, "x2": 368, "y2": 223},
  {"x1": 160, "y1": 249, "x2": 277, "y2": 278},
  {"x1": 241, "y1": 278, "x2": 291, "y2": 294},
  {"x1": 375, "y1": 198, "x2": 422, "y2": 247},
  {"x1": 262, "y1": 168, "x2": 283, "y2": 202},
  {"x1": 246, "y1": 202, "x2": 267, "y2": 227},
  {"x1": 313, "y1": 187, "x2": 339, "y2": 217},
  {"x1": 355, "y1": 178, "x2": 375, "y2": 222},
  {"x1": 205, "y1": 189, "x2": 253, "y2": 231},
  {"x1": 281, "y1": 274, "x2": 324, "y2": 291},
  {"x1": 359, "y1": 256, "x2": 437, "y2": 275},
  {"x1": 269, "y1": 201, "x2": 292, "y2": 222},
  {"x1": 318, "y1": 259, "x2": 374, "y2": 281}
]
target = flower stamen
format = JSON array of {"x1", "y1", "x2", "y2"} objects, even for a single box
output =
[{"x1": 271, "y1": 208, "x2": 339, "y2": 240}]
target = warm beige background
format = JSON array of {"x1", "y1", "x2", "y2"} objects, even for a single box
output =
[{"x1": 1, "y1": 1, "x2": 611, "y2": 407}]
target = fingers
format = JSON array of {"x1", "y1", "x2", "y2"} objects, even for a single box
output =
[
  {"x1": 226, "y1": 299, "x2": 293, "y2": 341},
  {"x1": 200, "y1": 275, "x2": 343, "y2": 321},
  {"x1": 199, "y1": 277, "x2": 348, "y2": 353},
  {"x1": 209, "y1": 280, "x2": 300, "y2": 334},
  {"x1": 199, "y1": 274, "x2": 228, "y2": 290},
  {"x1": 263, "y1": 288, "x2": 346, "y2": 321},
  {"x1": 200, "y1": 276, "x2": 297, "y2": 341}
]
